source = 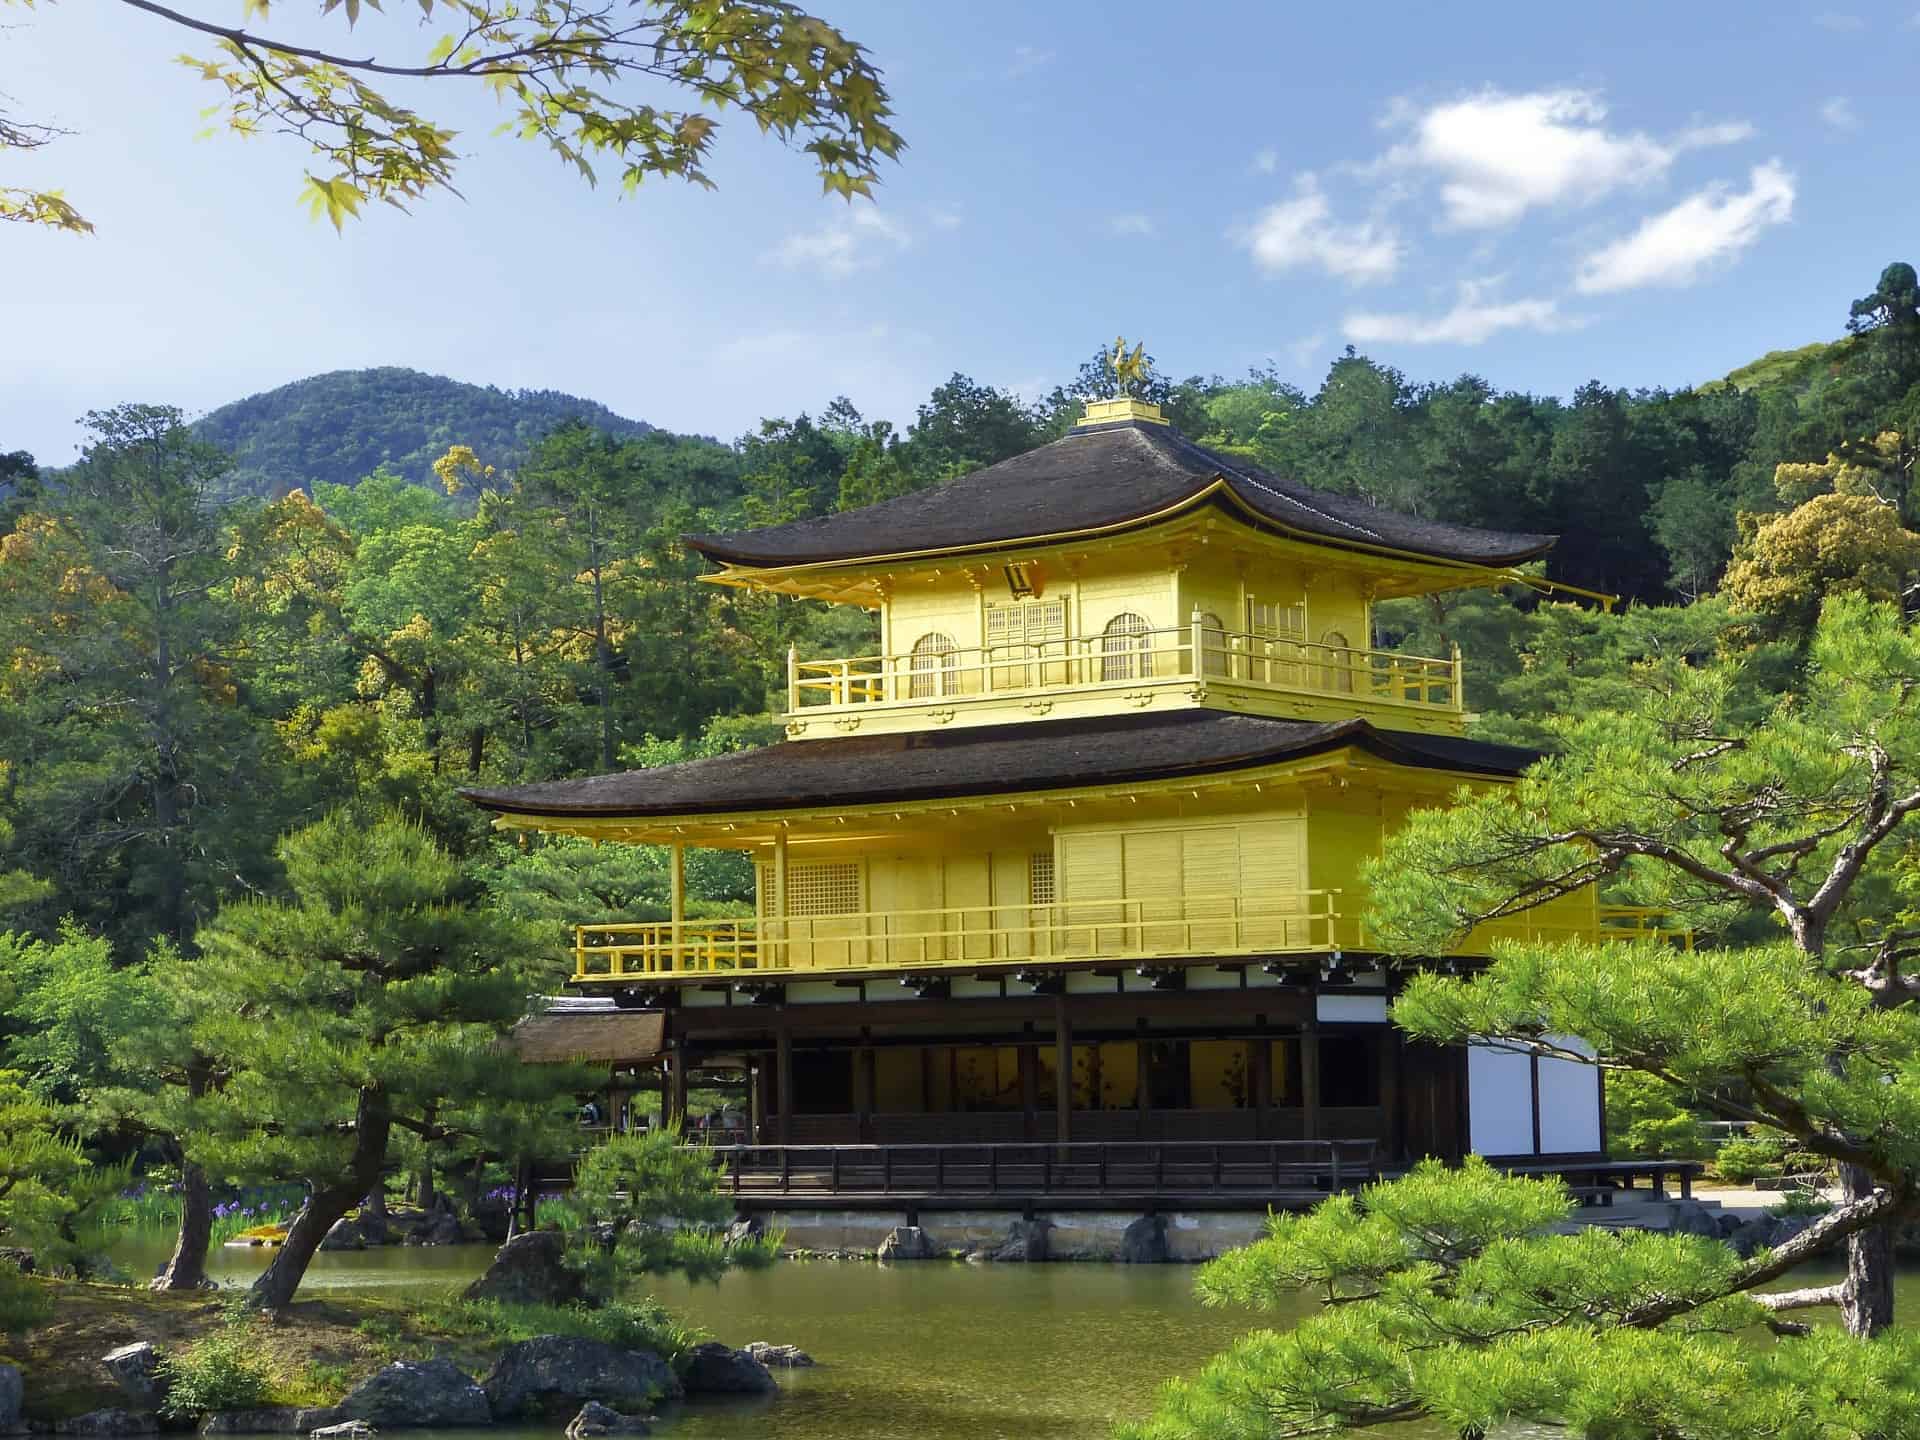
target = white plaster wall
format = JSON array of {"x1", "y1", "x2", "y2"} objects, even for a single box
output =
[
  {"x1": 1316, "y1": 994, "x2": 1388, "y2": 1023},
  {"x1": 1536, "y1": 1036, "x2": 1601, "y2": 1154},
  {"x1": 1468, "y1": 1044, "x2": 1536, "y2": 1156}
]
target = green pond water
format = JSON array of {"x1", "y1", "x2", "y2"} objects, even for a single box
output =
[{"x1": 107, "y1": 1238, "x2": 1900, "y2": 1440}]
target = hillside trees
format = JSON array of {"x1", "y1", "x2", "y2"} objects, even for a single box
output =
[{"x1": 15, "y1": 0, "x2": 902, "y2": 232}]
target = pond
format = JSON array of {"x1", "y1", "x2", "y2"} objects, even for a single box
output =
[
  {"x1": 106, "y1": 1237, "x2": 1909, "y2": 1440},
  {"x1": 111, "y1": 1237, "x2": 1285, "y2": 1438}
]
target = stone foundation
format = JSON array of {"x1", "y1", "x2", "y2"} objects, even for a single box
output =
[{"x1": 762, "y1": 1208, "x2": 1269, "y2": 1262}]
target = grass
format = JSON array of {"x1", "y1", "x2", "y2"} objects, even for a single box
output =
[
  {"x1": 102, "y1": 1185, "x2": 307, "y2": 1248},
  {"x1": 0, "y1": 1278, "x2": 696, "y2": 1423}
]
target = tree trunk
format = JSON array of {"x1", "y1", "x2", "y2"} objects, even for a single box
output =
[
  {"x1": 1839, "y1": 1161, "x2": 1896, "y2": 1337},
  {"x1": 417, "y1": 1161, "x2": 437, "y2": 1213},
  {"x1": 246, "y1": 1088, "x2": 391, "y2": 1311},
  {"x1": 150, "y1": 1159, "x2": 211, "y2": 1291}
]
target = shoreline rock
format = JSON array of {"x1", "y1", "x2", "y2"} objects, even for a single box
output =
[
  {"x1": 461, "y1": 1233, "x2": 585, "y2": 1308},
  {"x1": 563, "y1": 1403, "x2": 650, "y2": 1439},
  {"x1": 481, "y1": 1338, "x2": 678, "y2": 1420},
  {"x1": 678, "y1": 1344, "x2": 774, "y2": 1396},
  {"x1": 297, "y1": 1359, "x2": 490, "y2": 1431}
]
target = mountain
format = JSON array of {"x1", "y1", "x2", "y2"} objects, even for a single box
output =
[
  {"x1": 193, "y1": 367, "x2": 658, "y2": 498},
  {"x1": 1701, "y1": 335, "x2": 1863, "y2": 396}
]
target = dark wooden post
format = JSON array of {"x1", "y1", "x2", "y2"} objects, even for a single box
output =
[
  {"x1": 1053, "y1": 994, "x2": 1073, "y2": 1144},
  {"x1": 856, "y1": 1043, "x2": 876, "y2": 1143},
  {"x1": 1020, "y1": 1043, "x2": 1039, "y2": 1141},
  {"x1": 776, "y1": 1020, "x2": 794, "y2": 1146},
  {"x1": 669, "y1": 1038, "x2": 690, "y2": 1131},
  {"x1": 1135, "y1": 1027, "x2": 1152, "y2": 1138},
  {"x1": 1380, "y1": 1028, "x2": 1402, "y2": 1163},
  {"x1": 1301, "y1": 1016, "x2": 1321, "y2": 1143},
  {"x1": 749, "y1": 1059, "x2": 766, "y2": 1143},
  {"x1": 1250, "y1": 1035, "x2": 1273, "y2": 1141}
]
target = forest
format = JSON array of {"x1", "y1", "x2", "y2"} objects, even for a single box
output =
[{"x1": 0, "y1": 257, "x2": 1917, "y2": 1315}]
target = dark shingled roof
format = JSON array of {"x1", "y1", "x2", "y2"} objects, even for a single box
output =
[
  {"x1": 462, "y1": 710, "x2": 1538, "y2": 820},
  {"x1": 687, "y1": 420, "x2": 1555, "y2": 569}
]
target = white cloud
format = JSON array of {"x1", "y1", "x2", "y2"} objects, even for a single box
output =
[
  {"x1": 1575, "y1": 160, "x2": 1794, "y2": 294},
  {"x1": 1344, "y1": 279, "x2": 1576, "y2": 346},
  {"x1": 1381, "y1": 87, "x2": 1750, "y2": 229},
  {"x1": 1820, "y1": 96, "x2": 1860, "y2": 131},
  {"x1": 1252, "y1": 147, "x2": 1279, "y2": 175},
  {"x1": 1107, "y1": 213, "x2": 1155, "y2": 237},
  {"x1": 767, "y1": 206, "x2": 911, "y2": 278},
  {"x1": 928, "y1": 205, "x2": 964, "y2": 231},
  {"x1": 1008, "y1": 44, "x2": 1054, "y2": 77},
  {"x1": 1237, "y1": 174, "x2": 1403, "y2": 285}
]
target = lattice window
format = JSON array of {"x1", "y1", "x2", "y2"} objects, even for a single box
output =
[
  {"x1": 1100, "y1": 611, "x2": 1151, "y2": 682},
  {"x1": 786, "y1": 861, "x2": 862, "y2": 917},
  {"x1": 986, "y1": 599, "x2": 1067, "y2": 690},
  {"x1": 908, "y1": 631, "x2": 957, "y2": 699},
  {"x1": 1028, "y1": 852, "x2": 1056, "y2": 907},
  {"x1": 1195, "y1": 610, "x2": 1228, "y2": 676},
  {"x1": 1246, "y1": 597, "x2": 1306, "y2": 639}
]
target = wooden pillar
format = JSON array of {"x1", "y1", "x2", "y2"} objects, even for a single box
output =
[
  {"x1": 1053, "y1": 995, "x2": 1073, "y2": 1144},
  {"x1": 1020, "y1": 1043, "x2": 1039, "y2": 1140},
  {"x1": 855, "y1": 1043, "x2": 876, "y2": 1143},
  {"x1": 749, "y1": 1060, "x2": 766, "y2": 1143},
  {"x1": 1380, "y1": 1028, "x2": 1402, "y2": 1163},
  {"x1": 776, "y1": 1020, "x2": 794, "y2": 1145},
  {"x1": 1250, "y1": 1035, "x2": 1273, "y2": 1141},
  {"x1": 771, "y1": 828, "x2": 789, "y2": 970},
  {"x1": 1135, "y1": 1026, "x2": 1152, "y2": 1128},
  {"x1": 668, "y1": 842, "x2": 685, "y2": 965},
  {"x1": 1301, "y1": 1016, "x2": 1321, "y2": 1143},
  {"x1": 668, "y1": 1038, "x2": 689, "y2": 1131}
]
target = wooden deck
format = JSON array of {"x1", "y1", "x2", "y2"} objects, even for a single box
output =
[
  {"x1": 705, "y1": 1139, "x2": 1379, "y2": 1210},
  {"x1": 1502, "y1": 1158, "x2": 1703, "y2": 1203}
]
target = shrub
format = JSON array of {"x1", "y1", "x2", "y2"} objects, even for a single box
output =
[
  {"x1": 424, "y1": 1297, "x2": 703, "y2": 1363},
  {"x1": 156, "y1": 1331, "x2": 271, "y2": 1419},
  {"x1": 1604, "y1": 1071, "x2": 1709, "y2": 1159},
  {"x1": 1712, "y1": 1132, "x2": 1828, "y2": 1184},
  {"x1": 0, "y1": 1266, "x2": 50, "y2": 1333},
  {"x1": 1766, "y1": 1190, "x2": 1834, "y2": 1219}
]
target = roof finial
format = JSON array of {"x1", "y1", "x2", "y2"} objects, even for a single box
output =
[
  {"x1": 1109, "y1": 336, "x2": 1148, "y2": 397},
  {"x1": 1077, "y1": 337, "x2": 1168, "y2": 429}
]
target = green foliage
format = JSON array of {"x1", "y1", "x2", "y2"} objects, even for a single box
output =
[
  {"x1": 195, "y1": 369, "x2": 665, "y2": 500},
  {"x1": 1606, "y1": 1069, "x2": 1708, "y2": 1160},
  {"x1": 156, "y1": 1330, "x2": 272, "y2": 1421},
  {"x1": 1127, "y1": 1160, "x2": 1864, "y2": 1440},
  {"x1": 425, "y1": 1297, "x2": 703, "y2": 1364},
  {"x1": 0, "y1": 1265, "x2": 50, "y2": 1333},
  {"x1": 1713, "y1": 1133, "x2": 1829, "y2": 1185},
  {"x1": 0, "y1": 1070, "x2": 124, "y2": 1273},
  {"x1": 24, "y1": 1, "x2": 902, "y2": 233},
  {"x1": 559, "y1": 1129, "x2": 780, "y2": 1295}
]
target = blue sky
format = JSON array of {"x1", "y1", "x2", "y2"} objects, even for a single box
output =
[{"x1": 5, "y1": 1, "x2": 1918, "y2": 464}]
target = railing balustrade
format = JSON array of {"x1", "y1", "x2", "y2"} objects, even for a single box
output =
[
  {"x1": 571, "y1": 896, "x2": 1688, "y2": 981},
  {"x1": 705, "y1": 1138, "x2": 1380, "y2": 1199},
  {"x1": 785, "y1": 620, "x2": 1463, "y2": 716}
]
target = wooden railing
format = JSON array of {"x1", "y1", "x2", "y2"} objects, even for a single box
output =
[
  {"x1": 575, "y1": 891, "x2": 1345, "y2": 980},
  {"x1": 787, "y1": 619, "x2": 1463, "y2": 716},
  {"x1": 708, "y1": 1139, "x2": 1380, "y2": 1200},
  {"x1": 572, "y1": 898, "x2": 1687, "y2": 981}
]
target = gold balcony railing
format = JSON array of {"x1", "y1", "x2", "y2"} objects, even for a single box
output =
[
  {"x1": 786, "y1": 619, "x2": 1463, "y2": 716},
  {"x1": 571, "y1": 897, "x2": 1687, "y2": 982}
]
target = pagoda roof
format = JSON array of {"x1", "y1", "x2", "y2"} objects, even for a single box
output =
[
  {"x1": 686, "y1": 419, "x2": 1555, "y2": 570},
  {"x1": 462, "y1": 710, "x2": 1537, "y2": 821}
]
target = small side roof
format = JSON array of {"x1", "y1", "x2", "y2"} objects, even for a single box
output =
[
  {"x1": 463, "y1": 710, "x2": 1538, "y2": 821},
  {"x1": 508, "y1": 1009, "x2": 665, "y2": 1064},
  {"x1": 685, "y1": 419, "x2": 1555, "y2": 570}
]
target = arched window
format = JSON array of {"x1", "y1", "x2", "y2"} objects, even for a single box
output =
[
  {"x1": 1196, "y1": 611, "x2": 1228, "y2": 677},
  {"x1": 1318, "y1": 630, "x2": 1355, "y2": 694},
  {"x1": 1101, "y1": 612, "x2": 1151, "y2": 682},
  {"x1": 908, "y1": 631, "x2": 957, "y2": 699}
]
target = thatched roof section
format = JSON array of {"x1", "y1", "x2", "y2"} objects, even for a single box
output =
[
  {"x1": 509, "y1": 1011, "x2": 664, "y2": 1064},
  {"x1": 464, "y1": 710, "x2": 1538, "y2": 821},
  {"x1": 685, "y1": 419, "x2": 1556, "y2": 569}
]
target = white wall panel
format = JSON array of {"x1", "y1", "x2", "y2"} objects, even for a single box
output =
[
  {"x1": 1468, "y1": 1044, "x2": 1535, "y2": 1156},
  {"x1": 1536, "y1": 1036, "x2": 1601, "y2": 1154},
  {"x1": 1316, "y1": 994, "x2": 1388, "y2": 1024}
]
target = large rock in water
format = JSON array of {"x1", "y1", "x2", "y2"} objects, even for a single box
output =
[
  {"x1": 481, "y1": 1338, "x2": 679, "y2": 1419},
  {"x1": 986, "y1": 1220, "x2": 1049, "y2": 1263},
  {"x1": 101, "y1": 1344, "x2": 166, "y2": 1411},
  {"x1": 741, "y1": 1343, "x2": 814, "y2": 1369},
  {"x1": 678, "y1": 1344, "x2": 775, "y2": 1396},
  {"x1": 461, "y1": 1232, "x2": 586, "y2": 1307},
  {"x1": 198, "y1": 1408, "x2": 304, "y2": 1434},
  {"x1": 564, "y1": 1402, "x2": 651, "y2": 1439},
  {"x1": 54, "y1": 1411, "x2": 158, "y2": 1436},
  {"x1": 1119, "y1": 1215, "x2": 1168, "y2": 1264},
  {"x1": 875, "y1": 1226, "x2": 935, "y2": 1261},
  {"x1": 0, "y1": 1365, "x2": 22, "y2": 1430},
  {"x1": 298, "y1": 1360, "x2": 489, "y2": 1430}
]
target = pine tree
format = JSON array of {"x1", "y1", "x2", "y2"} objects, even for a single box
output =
[{"x1": 184, "y1": 810, "x2": 576, "y2": 1309}]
